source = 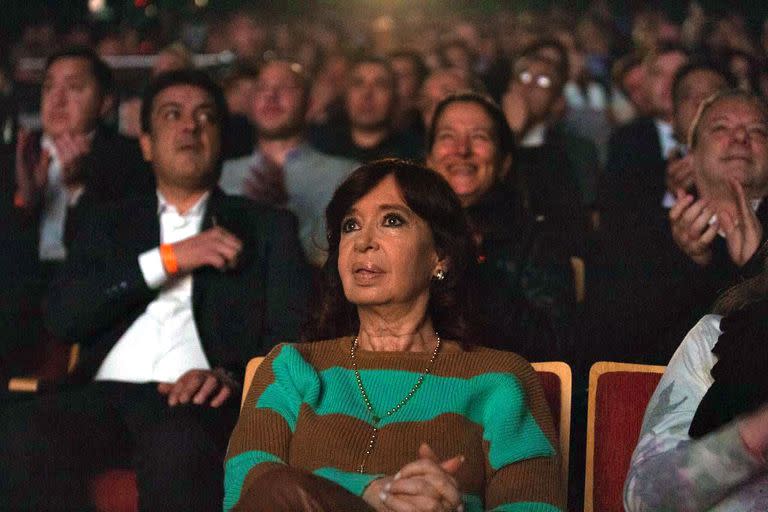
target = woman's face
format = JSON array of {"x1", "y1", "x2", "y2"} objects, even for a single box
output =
[
  {"x1": 338, "y1": 174, "x2": 442, "y2": 309},
  {"x1": 427, "y1": 101, "x2": 501, "y2": 207}
]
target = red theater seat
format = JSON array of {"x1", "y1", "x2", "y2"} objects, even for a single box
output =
[
  {"x1": 532, "y1": 361, "x2": 571, "y2": 491},
  {"x1": 584, "y1": 362, "x2": 665, "y2": 512}
]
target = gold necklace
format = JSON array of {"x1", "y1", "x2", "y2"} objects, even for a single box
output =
[{"x1": 350, "y1": 333, "x2": 441, "y2": 473}]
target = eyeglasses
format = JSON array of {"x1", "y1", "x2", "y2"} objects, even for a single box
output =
[{"x1": 517, "y1": 70, "x2": 553, "y2": 89}]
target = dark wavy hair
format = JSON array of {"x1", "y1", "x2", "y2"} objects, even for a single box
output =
[{"x1": 307, "y1": 159, "x2": 479, "y2": 345}]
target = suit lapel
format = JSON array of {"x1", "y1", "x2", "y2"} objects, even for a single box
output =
[{"x1": 192, "y1": 188, "x2": 225, "y2": 351}]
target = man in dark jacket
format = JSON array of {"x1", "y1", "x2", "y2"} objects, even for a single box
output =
[
  {"x1": 0, "y1": 47, "x2": 153, "y2": 369},
  {"x1": 0, "y1": 70, "x2": 311, "y2": 511}
]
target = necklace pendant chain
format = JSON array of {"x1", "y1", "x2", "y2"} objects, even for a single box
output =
[{"x1": 351, "y1": 332, "x2": 441, "y2": 473}]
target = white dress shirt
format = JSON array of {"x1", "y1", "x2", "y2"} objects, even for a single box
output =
[
  {"x1": 95, "y1": 191, "x2": 212, "y2": 383},
  {"x1": 37, "y1": 135, "x2": 85, "y2": 261},
  {"x1": 654, "y1": 119, "x2": 677, "y2": 161}
]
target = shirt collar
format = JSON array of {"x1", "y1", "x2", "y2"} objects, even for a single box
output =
[
  {"x1": 520, "y1": 123, "x2": 547, "y2": 148},
  {"x1": 253, "y1": 141, "x2": 309, "y2": 166},
  {"x1": 156, "y1": 190, "x2": 211, "y2": 216},
  {"x1": 41, "y1": 131, "x2": 96, "y2": 164},
  {"x1": 654, "y1": 119, "x2": 678, "y2": 159}
]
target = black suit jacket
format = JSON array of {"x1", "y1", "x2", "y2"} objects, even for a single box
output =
[
  {"x1": 43, "y1": 189, "x2": 311, "y2": 385},
  {"x1": 0, "y1": 127, "x2": 154, "y2": 358},
  {"x1": 587, "y1": 117, "x2": 768, "y2": 364},
  {"x1": 1, "y1": 126, "x2": 154, "y2": 281}
]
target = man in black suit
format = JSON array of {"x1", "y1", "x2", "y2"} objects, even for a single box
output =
[
  {"x1": 502, "y1": 40, "x2": 594, "y2": 254},
  {"x1": 0, "y1": 47, "x2": 152, "y2": 369},
  {"x1": 588, "y1": 58, "x2": 745, "y2": 365},
  {"x1": 0, "y1": 70, "x2": 311, "y2": 511}
]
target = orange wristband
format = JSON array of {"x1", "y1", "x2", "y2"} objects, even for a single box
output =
[
  {"x1": 159, "y1": 244, "x2": 179, "y2": 275},
  {"x1": 13, "y1": 191, "x2": 26, "y2": 209}
]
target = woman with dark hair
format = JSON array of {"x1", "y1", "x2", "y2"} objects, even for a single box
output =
[
  {"x1": 426, "y1": 91, "x2": 575, "y2": 362},
  {"x1": 224, "y1": 159, "x2": 564, "y2": 511},
  {"x1": 625, "y1": 244, "x2": 768, "y2": 511}
]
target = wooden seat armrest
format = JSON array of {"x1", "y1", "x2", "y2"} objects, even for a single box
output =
[{"x1": 8, "y1": 377, "x2": 42, "y2": 392}]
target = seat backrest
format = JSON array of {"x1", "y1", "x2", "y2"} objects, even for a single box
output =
[
  {"x1": 584, "y1": 362, "x2": 665, "y2": 512},
  {"x1": 241, "y1": 356, "x2": 266, "y2": 407},
  {"x1": 531, "y1": 361, "x2": 571, "y2": 490},
  {"x1": 569, "y1": 256, "x2": 586, "y2": 303}
]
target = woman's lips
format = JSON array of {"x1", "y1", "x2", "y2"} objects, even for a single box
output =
[{"x1": 352, "y1": 263, "x2": 384, "y2": 283}]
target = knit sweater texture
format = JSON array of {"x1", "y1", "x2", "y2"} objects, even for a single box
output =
[{"x1": 224, "y1": 338, "x2": 564, "y2": 511}]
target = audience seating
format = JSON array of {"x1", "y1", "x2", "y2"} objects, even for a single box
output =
[
  {"x1": 584, "y1": 361, "x2": 665, "y2": 512},
  {"x1": 241, "y1": 356, "x2": 265, "y2": 406},
  {"x1": 570, "y1": 256, "x2": 586, "y2": 304},
  {"x1": 11, "y1": 353, "x2": 573, "y2": 510},
  {"x1": 532, "y1": 361, "x2": 572, "y2": 491}
]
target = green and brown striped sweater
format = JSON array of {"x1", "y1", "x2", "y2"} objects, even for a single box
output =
[{"x1": 224, "y1": 338, "x2": 564, "y2": 511}]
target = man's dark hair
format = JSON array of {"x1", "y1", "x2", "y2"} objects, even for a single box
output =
[
  {"x1": 517, "y1": 38, "x2": 570, "y2": 89},
  {"x1": 45, "y1": 46, "x2": 113, "y2": 97},
  {"x1": 309, "y1": 158, "x2": 479, "y2": 345},
  {"x1": 672, "y1": 58, "x2": 737, "y2": 107},
  {"x1": 437, "y1": 39, "x2": 475, "y2": 70},
  {"x1": 427, "y1": 91, "x2": 515, "y2": 163},
  {"x1": 612, "y1": 52, "x2": 644, "y2": 96},
  {"x1": 645, "y1": 43, "x2": 688, "y2": 69},
  {"x1": 347, "y1": 55, "x2": 395, "y2": 89},
  {"x1": 388, "y1": 48, "x2": 429, "y2": 88},
  {"x1": 140, "y1": 69, "x2": 229, "y2": 134}
]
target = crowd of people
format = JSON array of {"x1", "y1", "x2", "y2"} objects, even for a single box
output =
[{"x1": 1, "y1": 2, "x2": 768, "y2": 511}]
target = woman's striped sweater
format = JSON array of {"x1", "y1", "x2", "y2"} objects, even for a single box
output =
[{"x1": 224, "y1": 338, "x2": 564, "y2": 511}]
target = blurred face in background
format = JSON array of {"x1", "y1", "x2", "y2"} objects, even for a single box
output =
[
  {"x1": 673, "y1": 69, "x2": 728, "y2": 144},
  {"x1": 513, "y1": 57, "x2": 563, "y2": 124},
  {"x1": 622, "y1": 63, "x2": 651, "y2": 116},
  {"x1": 251, "y1": 61, "x2": 306, "y2": 139},
  {"x1": 645, "y1": 50, "x2": 688, "y2": 122},
  {"x1": 427, "y1": 101, "x2": 502, "y2": 207},
  {"x1": 346, "y1": 62, "x2": 395, "y2": 132},
  {"x1": 41, "y1": 56, "x2": 108, "y2": 139},
  {"x1": 420, "y1": 69, "x2": 471, "y2": 128},
  {"x1": 390, "y1": 55, "x2": 422, "y2": 109}
]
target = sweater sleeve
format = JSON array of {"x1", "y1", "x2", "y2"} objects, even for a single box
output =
[
  {"x1": 624, "y1": 315, "x2": 766, "y2": 512},
  {"x1": 223, "y1": 344, "x2": 320, "y2": 511},
  {"x1": 483, "y1": 357, "x2": 566, "y2": 511}
]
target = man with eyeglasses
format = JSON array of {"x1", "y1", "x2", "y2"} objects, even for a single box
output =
[
  {"x1": 502, "y1": 40, "x2": 593, "y2": 256},
  {"x1": 220, "y1": 60, "x2": 357, "y2": 266}
]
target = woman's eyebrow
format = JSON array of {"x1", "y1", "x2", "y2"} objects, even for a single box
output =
[{"x1": 377, "y1": 203, "x2": 412, "y2": 214}]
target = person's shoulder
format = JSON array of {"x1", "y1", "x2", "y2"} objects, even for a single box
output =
[
  {"x1": 456, "y1": 346, "x2": 537, "y2": 377},
  {"x1": 93, "y1": 127, "x2": 140, "y2": 153},
  {"x1": 300, "y1": 144, "x2": 358, "y2": 172},
  {"x1": 222, "y1": 153, "x2": 256, "y2": 172},
  {"x1": 265, "y1": 338, "x2": 348, "y2": 371},
  {"x1": 611, "y1": 117, "x2": 657, "y2": 140},
  {"x1": 680, "y1": 314, "x2": 723, "y2": 354},
  {"x1": 216, "y1": 190, "x2": 293, "y2": 221}
]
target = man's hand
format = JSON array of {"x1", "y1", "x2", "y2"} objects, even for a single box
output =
[
  {"x1": 244, "y1": 158, "x2": 288, "y2": 207},
  {"x1": 54, "y1": 133, "x2": 91, "y2": 187},
  {"x1": 670, "y1": 190, "x2": 718, "y2": 266},
  {"x1": 171, "y1": 226, "x2": 243, "y2": 273},
  {"x1": 665, "y1": 151, "x2": 694, "y2": 194},
  {"x1": 157, "y1": 368, "x2": 238, "y2": 408},
  {"x1": 363, "y1": 443, "x2": 464, "y2": 512},
  {"x1": 14, "y1": 128, "x2": 50, "y2": 209},
  {"x1": 719, "y1": 179, "x2": 763, "y2": 267},
  {"x1": 502, "y1": 83, "x2": 529, "y2": 137}
]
